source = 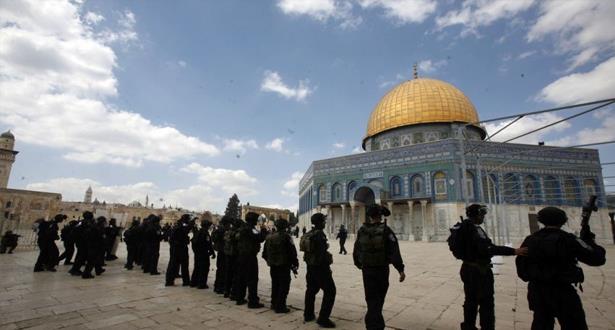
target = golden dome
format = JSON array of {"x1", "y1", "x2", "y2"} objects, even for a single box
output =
[{"x1": 365, "y1": 78, "x2": 479, "y2": 139}]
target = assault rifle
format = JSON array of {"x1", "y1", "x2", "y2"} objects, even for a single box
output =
[{"x1": 580, "y1": 195, "x2": 598, "y2": 242}]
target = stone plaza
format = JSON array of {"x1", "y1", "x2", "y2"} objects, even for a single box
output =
[{"x1": 1, "y1": 240, "x2": 613, "y2": 330}]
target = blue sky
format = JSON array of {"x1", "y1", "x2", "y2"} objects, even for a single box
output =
[{"x1": 1, "y1": 0, "x2": 614, "y2": 213}]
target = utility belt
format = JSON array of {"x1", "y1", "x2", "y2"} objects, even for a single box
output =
[{"x1": 462, "y1": 261, "x2": 492, "y2": 273}]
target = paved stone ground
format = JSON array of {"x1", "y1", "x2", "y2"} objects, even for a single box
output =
[{"x1": 1, "y1": 240, "x2": 613, "y2": 330}]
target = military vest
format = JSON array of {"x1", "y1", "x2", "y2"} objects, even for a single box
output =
[
  {"x1": 223, "y1": 228, "x2": 236, "y2": 256},
  {"x1": 265, "y1": 232, "x2": 289, "y2": 266},
  {"x1": 236, "y1": 226, "x2": 259, "y2": 256},
  {"x1": 358, "y1": 224, "x2": 387, "y2": 267},
  {"x1": 301, "y1": 229, "x2": 329, "y2": 266}
]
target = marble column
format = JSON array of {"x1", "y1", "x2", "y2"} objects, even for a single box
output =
[
  {"x1": 407, "y1": 201, "x2": 415, "y2": 241},
  {"x1": 386, "y1": 200, "x2": 394, "y2": 226},
  {"x1": 341, "y1": 204, "x2": 346, "y2": 228},
  {"x1": 421, "y1": 200, "x2": 429, "y2": 241},
  {"x1": 349, "y1": 201, "x2": 357, "y2": 235},
  {"x1": 325, "y1": 205, "x2": 331, "y2": 235}
]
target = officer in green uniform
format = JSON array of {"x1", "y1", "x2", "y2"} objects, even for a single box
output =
[
  {"x1": 233, "y1": 212, "x2": 267, "y2": 308},
  {"x1": 263, "y1": 217, "x2": 299, "y2": 313},
  {"x1": 301, "y1": 213, "x2": 336, "y2": 328},
  {"x1": 353, "y1": 204, "x2": 405, "y2": 330}
]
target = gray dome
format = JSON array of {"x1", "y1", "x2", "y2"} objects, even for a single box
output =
[{"x1": 1, "y1": 130, "x2": 15, "y2": 139}]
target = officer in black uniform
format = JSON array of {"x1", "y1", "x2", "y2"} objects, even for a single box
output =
[
  {"x1": 233, "y1": 212, "x2": 267, "y2": 308},
  {"x1": 190, "y1": 219, "x2": 215, "y2": 289},
  {"x1": 143, "y1": 215, "x2": 163, "y2": 275},
  {"x1": 336, "y1": 225, "x2": 348, "y2": 255},
  {"x1": 123, "y1": 219, "x2": 140, "y2": 270},
  {"x1": 263, "y1": 217, "x2": 299, "y2": 313},
  {"x1": 459, "y1": 204, "x2": 527, "y2": 330},
  {"x1": 82, "y1": 216, "x2": 106, "y2": 279},
  {"x1": 302, "y1": 213, "x2": 336, "y2": 328},
  {"x1": 223, "y1": 218, "x2": 241, "y2": 298},
  {"x1": 104, "y1": 218, "x2": 120, "y2": 261},
  {"x1": 69, "y1": 212, "x2": 91, "y2": 276},
  {"x1": 165, "y1": 215, "x2": 192, "y2": 286},
  {"x1": 212, "y1": 216, "x2": 230, "y2": 294},
  {"x1": 516, "y1": 206, "x2": 606, "y2": 330},
  {"x1": 353, "y1": 205, "x2": 405, "y2": 330},
  {"x1": 58, "y1": 220, "x2": 77, "y2": 265}
]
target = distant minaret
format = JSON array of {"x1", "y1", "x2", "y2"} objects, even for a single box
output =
[
  {"x1": 0, "y1": 130, "x2": 18, "y2": 189},
  {"x1": 84, "y1": 186, "x2": 93, "y2": 203},
  {"x1": 413, "y1": 63, "x2": 418, "y2": 79},
  {"x1": 145, "y1": 194, "x2": 149, "y2": 208}
]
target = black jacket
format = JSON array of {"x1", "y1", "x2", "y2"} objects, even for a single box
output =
[
  {"x1": 462, "y1": 220, "x2": 515, "y2": 265},
  {"x1": 516, "y1": 228, "x2": 606, "y2": 284}
]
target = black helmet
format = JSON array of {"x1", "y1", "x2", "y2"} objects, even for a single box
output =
[
  {"x1": 275, "y1": 218, "x2": 289, "y2": 229},
  {"x1": 54, "y1": 214, "x2": 67, "y2": 222},
  {"x1": 537, "y1": 207, "x2": 567, "y2": 226},
  {"x1": 466, "y1": 204, "x2": 487, "y2": 218},
  {"x1": 82, "y1": 211, "x2": 94, "y2": 220},
  {"x1": 311, "y1": 213, "x2": 326, "y2": 225},
  {"x1": 245, "y1": 212, "x2": 259, "y2": 224},
  {"x1": 366, "y1": 204, "x2": 390, "y2": 218}
]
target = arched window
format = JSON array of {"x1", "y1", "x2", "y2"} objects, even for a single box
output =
[
  {"x1": 390, "y1": 176, "x2": 402, "y2": 197},
  {"x1": 465, "y1": 171, "x2": 475, "y2": 200},
  {"x1": 564, "y1": 177, "x2": 579, "y2": 205},
  {"x1": 482, "y1": 174, "x2": 498, "y2": 203},
  {"x1": 523, "y1": 175, "x2": 540, "y2": 204},
  {"x1": 348, "y1": 181, "x2": 357, "y2": 199},
  {"x1": 503, "y1": 173, "x2": 519, "y2": 203},
  {"x1": 332, "y1": 183, "x2": 342, "y2": 202},
  {"x1": 544, "y1": 176, "x2": 560, "y2": 203},
  {"x1": 583, "y1": 178, "x2": 597, "y2": 200},
  {"x1": 411, "y1": 174, "x2": 424, "y2": 196},
  {"x1": 318, "y1": 185, "x2": 327, "y2": 203},
  {"x1": 434, "y1": 171, "x2": 447, "y2": 199}
]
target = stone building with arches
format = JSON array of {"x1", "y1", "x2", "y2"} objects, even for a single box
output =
[{"x1": 297, "y1": 76, "x2": 609, "y2": 243}]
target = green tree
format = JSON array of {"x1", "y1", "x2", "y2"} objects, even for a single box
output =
[{"x1": 224, "y1": 194, "x2": 241, "y2": 219}]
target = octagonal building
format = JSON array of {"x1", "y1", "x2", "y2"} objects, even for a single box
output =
[{"x1": 298, "y1": 76, "x2": 610, "y2": 243}]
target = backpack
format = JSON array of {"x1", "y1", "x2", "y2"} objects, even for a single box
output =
[
  {"x1": 357, "y1": 224, "x2": 387, "y2": 267},
  {"x1": 265, "y1": 232, "x2": 289, "y2": 266},
  {"x1": 300, "y1": 230, "x2": 328, "y2": 266},
  {"x1": 447, "y1": 220, "x2": 471, "y2": 260},
  {"x1": 299, "y1": 230, "x2": 317, "y2": 253}
]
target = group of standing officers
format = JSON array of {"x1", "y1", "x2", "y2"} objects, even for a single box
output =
[{"x1": 28, "y1": 201, "x2": 607, "y2": 330}]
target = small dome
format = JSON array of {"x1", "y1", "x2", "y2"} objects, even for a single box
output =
[{"x1": 1, "y1": 130, "x2": 15, "y2": 139}]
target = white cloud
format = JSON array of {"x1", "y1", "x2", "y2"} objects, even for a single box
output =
[
  {"x1": 484, "y1": 113, "x2": 571, "y2": 145},
  {"x1": 265, "y1": 138, "x2": 286, "y2": 152},
  {"x1": 417, "y1": 59, "x2": 447, "y2": 73},
  {"x1": 281, "y1": 171, "x2": 304, "y2": 197},
  {"x1": 277, "y1": 0, "x2": 361, "y2": 28},
  {"x1": 260, "y1": 70, "x2": 314, "y2": 101},
  {"x1": 26, "y1": 177, "x2": 157, "y2": 205},
  {"x1": 178, "y1": 60, "x2": 187, "y2": 68},
  {"x1": 0, "y1": 0, "x2": 219, "y2": 167},
  {"x1": 538, "y1": 57, "x2": 615, "y2": 105},
  {"x1": 332, "y1": 142, "x2": 345, "y2": 149},
  {"x1": 96, "y1": 10, "x2": 139, "y2": 45},
  {"x1": 351, "y1": 146, "x2": 363, "y2": 153},
  {"x1": 222, "y1": 138, "x2": 259, "y2": 154},
  {"x1": 436, "y1": 0, "x2": 535, "y2": 36},
  {"x1": 359, "y1": 0, "x2": 437, "y2": 24},
  {"x1": 181, "y1": 162, "x2": 259, "y2": 197},
  {"x1": 517, "y1": 50, "x2": 536, "y2": 60},
  {"x1": 84, "y1": 12, "x2": 104, "y2": 25},
  {"x1": 527, "y1": 0, "x2": 615, "y2": 70}
]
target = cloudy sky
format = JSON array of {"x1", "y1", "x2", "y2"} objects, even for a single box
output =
[{"x1": 1, "y1": 0, "x2": 614, "y2": 213}]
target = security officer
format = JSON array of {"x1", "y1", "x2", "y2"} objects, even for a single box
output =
[
  {"x1": 69, "y1": 212, "x2": 91, "y2": 276},
  {"x1": 353, "y1": 205, "x2": 405, "y2": 330},
  {"x1": 165, "y1": 215, "x2": 192, "y2": 286},
  {"x1": 190, "y1": 219, "x2": 215, "y2": 289},
  {"x1": 223, "y1": 218, "x2": 241, "y2": 298},
  {"x1": 143, "y1": 215, "x2": 163, "y2": 275},
  {"x1": 82, "y1": 216, "x2": 106, "y2": 279},
  {"x1": 212, "y1": 216, "x2": 230, "y2": 294},
  {"x1": 459, "y1": 204, "x2": 527, "y2": 330},
  {"x1": 262, "y1": 217, "x2": 299, "y2": 313},
  {"x1": 104, "y1": 218, "x2": 120, "y2": 261},
  {"x1": 336, "y1": 225, "x2": 348, "y2": 255},
  {"x1": 516, "y1": 206, "x2": 606, "y2": 330},
  {"x1": 301, "y1": 213, "x2": 336, "y2": 328},
  {"x1": 233, "y1": 212, "x2": 267, "y2": 308},
  {"x1": 58, "y1": 220, "x2": 77, "y2": 265},
  {"x1": 123, "y1": 219, "x2": 140, "y2": 270}
]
